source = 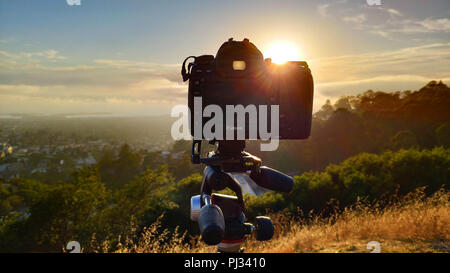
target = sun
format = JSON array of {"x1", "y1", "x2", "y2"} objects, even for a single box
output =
[{"x1": 264, "y1": 42, "x2": 301, "y2": 64}]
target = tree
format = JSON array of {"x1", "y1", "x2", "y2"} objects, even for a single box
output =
[
  {"x1": 0, "y1": 167, "x2": 108, "y2": 252},
  {"x1": 436, "y1": 123, "x2": 450, "y2": 148},
  {"x1": 389, "y1": 130, "x2": 418, "y2": 150},
  {"x1": 314, "y1": 99, "x2": 334, "y2": 120},
  {"x1": 334, "y1": 97, "x2": 352, "y2": 111}
]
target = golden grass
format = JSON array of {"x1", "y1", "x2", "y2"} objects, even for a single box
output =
[{"x1": 111, "y1": 187, "x2": 450, "y2": 253}]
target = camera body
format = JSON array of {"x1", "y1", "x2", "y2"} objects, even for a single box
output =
[{"x1": 185, "y1": 38, "x2": 314, "y2": 140}]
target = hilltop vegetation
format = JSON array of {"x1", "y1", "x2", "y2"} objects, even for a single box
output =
[
  {"x1": 248, "y1": 80, "x2": 450, "y2": 174},
  {"x1": 0, "y1": 81, "x2": 449, "y2": 252},
  {"x1": 115, "y1": 188, "x2": 449, "y2": 253},
  {"x1": 0, "y1": 147, "x2": 448, "y2": 252}
]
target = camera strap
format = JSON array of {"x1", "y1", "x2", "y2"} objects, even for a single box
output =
[{"x1": 181, "y1": 56, "x2": 196, "y2": 82}]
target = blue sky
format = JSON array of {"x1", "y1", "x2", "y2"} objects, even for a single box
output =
[{"x1": 1, "y1": 0, "x2": 449, "y2": 114}]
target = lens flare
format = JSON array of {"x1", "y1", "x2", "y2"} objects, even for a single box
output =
[{"x1": 264, "y1": 42, "x2": 301, "y2": 64}]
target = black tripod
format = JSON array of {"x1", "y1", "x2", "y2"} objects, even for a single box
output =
[{"x1": 189, "y1": 140, "x2": 293, "y2": 252}]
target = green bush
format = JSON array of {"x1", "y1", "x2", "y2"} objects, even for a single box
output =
[{"x1": 246, "y1": 147, "x2": 449, "y2": 217}]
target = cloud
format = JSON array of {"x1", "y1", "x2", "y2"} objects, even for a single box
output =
[
  {"x1": 0, "y1": 49, "x2": 186, "y2": 114},
  {"x1": 365, "y1": 17, "x2": 450, "y2": 36},
  {"x1": 1, "y1": 42, "x2": 449, "y2": 114},
  {"x1": 317, "y1": 0, "x2": 349, "y2": 18},
  {"x1": 414, "y1": 18, "x2": 450, "y2": 32},
  {"x1": 316, "y1": 1, "x2": 450, "y2": 40},
  {"x1": 0, "y1": 52, "x2": 182, "y2": 88},
  {"x1": 19, "y1": 50, "x2": 66, "y2": 60},
  {"x1": 364, "y1": 13, "x2": 450, "y2": 36},
  {"x1": 308, "y1": 42, "x2": 450, "y2": 110},
  {"x1": 386, "y1": 8, "x2": 402, "y2": 17},
  {"x1": 343, "y1": 14, "x2": 367, "y2": 24},
  {"x1": 317, "y1": 74, "x2": 450, "y2": 92},
  {"x1": 310, "y1": 43, "x2": 450, "y2": 82},
  {"x1": 0, "y1": 49, "x2": 66, "y2": 60},
  {"x1": 317, "y1": 4, "x2": 330, "y2": 18},
  {"x1": 0, "y1": 50, "x2": 18, "y2": 59}
]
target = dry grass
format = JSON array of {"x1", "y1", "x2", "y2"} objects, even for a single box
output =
[
  {"x1": 105, "y1": 188, "x2": 450, "y2": 253},
  {"x1": 113, "y1": 215, "x2": 192, "y2": 253},
  {"x1": 244, "y1": 188, "x2": 450, "y2": 253}
]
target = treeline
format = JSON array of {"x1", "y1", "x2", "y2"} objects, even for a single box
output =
[
  {"x1": 247, "y1": 81, "x2": 450, "y2": 174},
  {"x1": 97, "y1": 142, "x2": 202, "y2": 189}
]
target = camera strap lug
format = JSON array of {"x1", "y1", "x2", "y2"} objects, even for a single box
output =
[{"x1": 181, "y1": 56, "x2": 196, "y2": 82}]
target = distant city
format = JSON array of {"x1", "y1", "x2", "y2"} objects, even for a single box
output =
[{"x1": 0, "y1": 114, "x2": 175, "y2": 179}]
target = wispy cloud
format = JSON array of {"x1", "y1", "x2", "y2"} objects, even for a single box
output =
[
  {"x1": 343, "y1": 14, "x2": 367, "y2": 24},
  {"x1": 2, "y1": 42, "x2": 448, "y2": 114},
  {"x1": 386, "y1": 8, "x2": 402, "y2": 17},
  {"x1": 317, "y1": 4, "x2": 331, "y2": 18},
  {"x1": 0, "y1": 48, "x2": 185, "y2": 114},
  {"x1": 317, "y1": 1, "x2": 450, "y2": 40},
  {"x1": 20, "y1": 50, "x2": 66, "y2": 60},
  {"x1": 402, "y1": 18, "x2": 450, "y2": 33},
  {"x1": 309, "y1": 42, "x2": 450, "y2": 109},
  {"x1": 0, "y1": 49, "x2": 66, "y2": 60},
  {"x1": 363, "y1": 15, "x2": 450, "y2": 36},
  {"x1": 311, "y1": 43, "x2": 450, "y2": 82}
]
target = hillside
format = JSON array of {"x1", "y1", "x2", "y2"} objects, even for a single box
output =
[
  {"x1": 244, "y1": 189, "x2": 450, "y2": 253},
  {"x1": 108, "y1": 148, "x2": 450, "y2": 253},
  {"x1": 247, "y1": 81, "x2": 450, "y2": 175},
  {"x1": 115, "y1": 188, "x2": 450, "y2": 253}
]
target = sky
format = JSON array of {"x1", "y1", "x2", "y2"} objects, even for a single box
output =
[{"x1": 0, "y1": 0, "x2": 449, "y2": 115}]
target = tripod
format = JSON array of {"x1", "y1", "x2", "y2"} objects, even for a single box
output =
[{"x1": 190, "y1": 140, "x2": 292, "y2": 252}]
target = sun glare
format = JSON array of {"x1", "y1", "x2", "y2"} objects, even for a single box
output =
[{"x1": 264, "y1": 42, "x2": 301, "y2": 64}]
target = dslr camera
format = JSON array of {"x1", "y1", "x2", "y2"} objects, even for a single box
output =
[{"x1": 182, "y1": 38, "x2": 314, "y2": 140}]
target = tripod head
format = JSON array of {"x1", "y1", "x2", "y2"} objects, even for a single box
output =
[
  {"x1": 191, "y1": 140, "x2": 259, "y2": 170},
  {"x1": 190, "y1": 139, "x2": 294, "y2": 252}
]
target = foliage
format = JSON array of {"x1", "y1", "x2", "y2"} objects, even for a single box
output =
[
  {"x1": 246, "y1": 147, "x2": 449, "y2": 218},
  {"x1": 248, "y1": 81, "x2": 450, "y2": 174}
]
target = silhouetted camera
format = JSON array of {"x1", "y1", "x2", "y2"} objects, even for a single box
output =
[
  {"x1": 181, "y1": 38, "x2": 305, "y2": 252},
  {"x1": 182, "y1": 38, "x2": 314, "y2": 140}
]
